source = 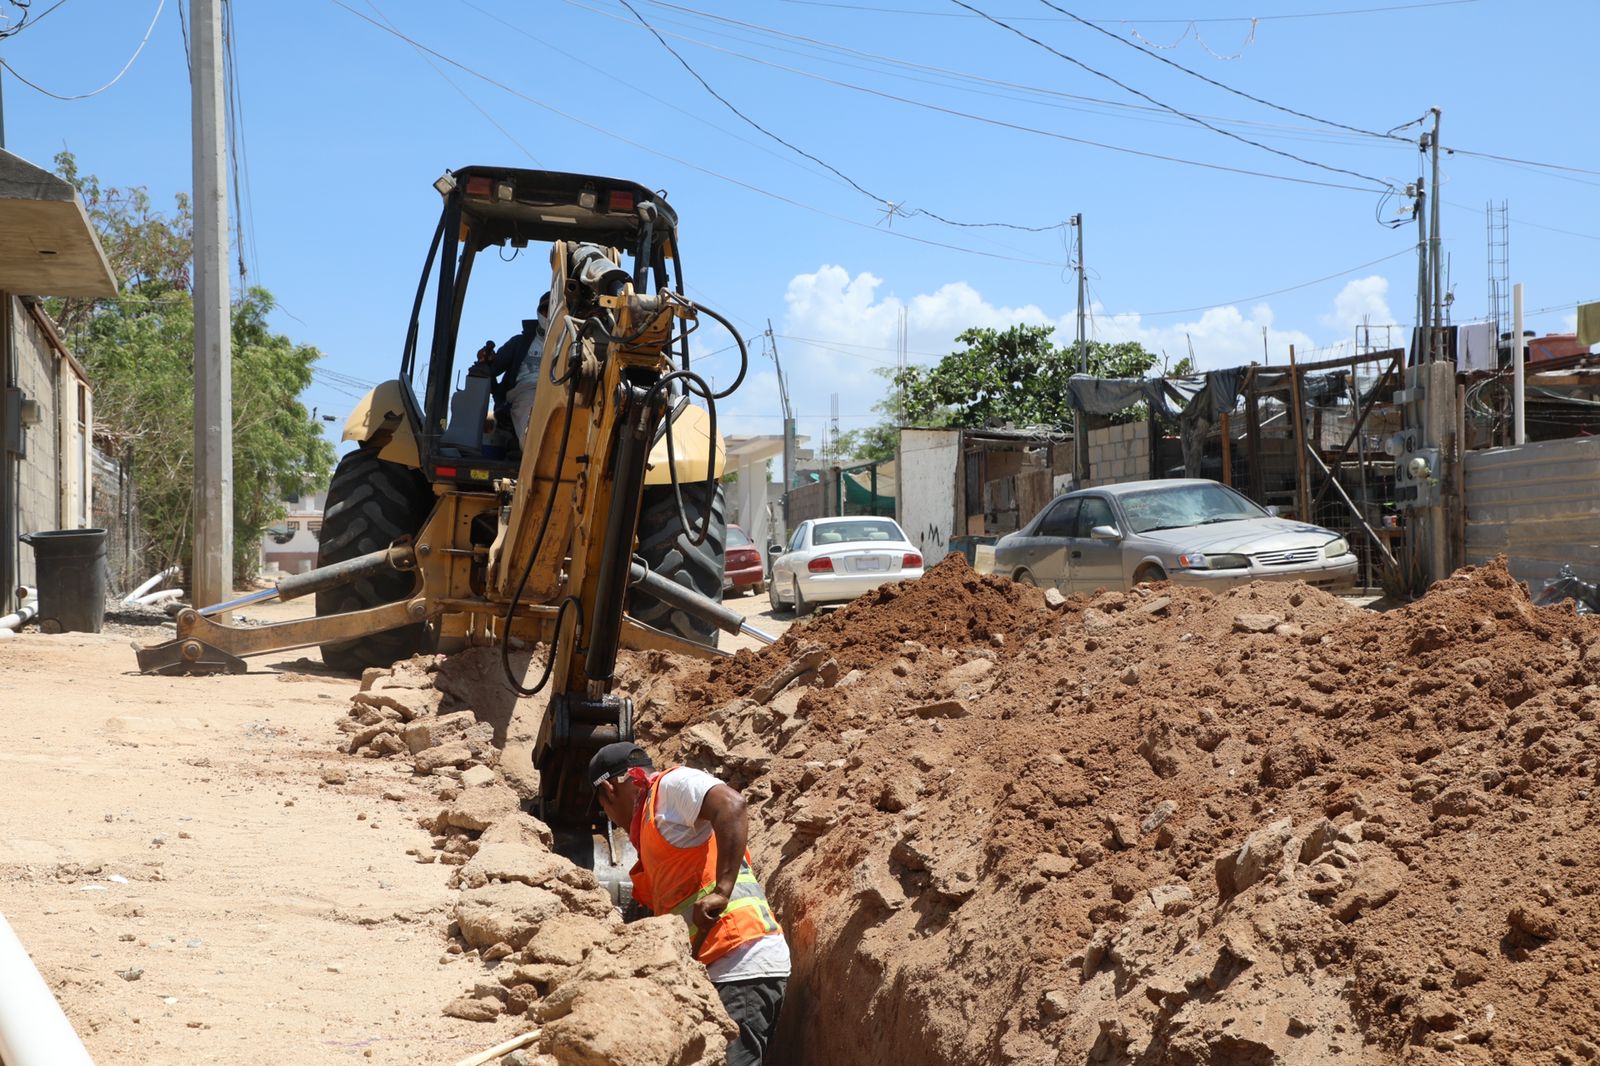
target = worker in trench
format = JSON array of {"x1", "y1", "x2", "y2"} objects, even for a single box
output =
[{"x1": 590, "y1": 742, "x2": 790, "y2": 1066}]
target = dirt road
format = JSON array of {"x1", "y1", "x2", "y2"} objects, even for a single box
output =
[{"x1": 0, "y1": 590, "x2": 788, "y2": 1064}]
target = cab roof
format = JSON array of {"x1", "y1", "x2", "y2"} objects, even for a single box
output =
[{"x1": 447, "y1": 166, "x2": 677, "y2": 252}]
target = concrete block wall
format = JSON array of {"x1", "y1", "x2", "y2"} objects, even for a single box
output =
[
  {"x1": 13, "y1": 299, "x2": 60, "y2": 590},
  {"x1": 1084, "y1": 420, "x2": 1151, "y2": 488}
]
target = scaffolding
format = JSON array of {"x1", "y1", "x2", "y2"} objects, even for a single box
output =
[{"x1": 1486, "y1": 201, "x2": 1510, "y2": 352}]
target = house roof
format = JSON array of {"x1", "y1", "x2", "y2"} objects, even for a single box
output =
[{"x1": 0, "y1": 148, "x2": 117, "y2": 297}]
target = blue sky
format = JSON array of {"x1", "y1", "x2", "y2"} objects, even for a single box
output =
[{"x1": 3, "y1": 0, "x2": 1596, "y2": 450}]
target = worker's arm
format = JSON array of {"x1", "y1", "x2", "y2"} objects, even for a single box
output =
[{"x1": 690, "y1": 783, "x2": 748, "y2": 934}]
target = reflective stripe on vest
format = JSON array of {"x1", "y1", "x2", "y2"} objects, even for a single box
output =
[{"x1": 634, "y1": 769, "x2": 783, "y2": 966}]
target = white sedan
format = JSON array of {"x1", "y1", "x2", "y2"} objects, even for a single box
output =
[{"x1": 768, "y1": 516, "x2": 925, "y2": 616}]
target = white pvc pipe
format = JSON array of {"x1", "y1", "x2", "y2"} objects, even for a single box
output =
[
  {"x1": 133, "y1": 589, "x2": 184, "y2": 606},
  {"x1": 1512, "y1": 282, "x2": 1526, "y2": 446},
  {"x1": 0, "y1": 595, "x2": 37, "y2": 632},
  {"x1": 0, "y1": 913, "x2": 96, "y2": 1066},
  {"x1": 122, "y1": 565, "x2": 179, "y2": 605},
  {"x1": 15, "y1": 586, "x2": 37, "y2": 602}
]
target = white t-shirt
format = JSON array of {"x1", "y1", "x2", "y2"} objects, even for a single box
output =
[{"x1": 650, "y1": 767, "x2": 791, "y2": 983}]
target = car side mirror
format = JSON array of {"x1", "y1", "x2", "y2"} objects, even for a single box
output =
[
  {"x1": 768, "y1": 545, "x2": 784, "y2": 557},
  {"x1": 1090, "y1": 524, "x2": 1122, "y2": 541}
]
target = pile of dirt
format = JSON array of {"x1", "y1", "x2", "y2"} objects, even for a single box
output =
[
  {"x1": 345, "y1": 655, "x2": 734, "y2": 1066},
  {"x1": 624, "y1": 555, "x2": 1600, "y2": 1065}
]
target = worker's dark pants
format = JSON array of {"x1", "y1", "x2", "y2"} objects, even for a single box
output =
[{"x1": 716, "y1": 976, "x2": 786, "y2": 1066}]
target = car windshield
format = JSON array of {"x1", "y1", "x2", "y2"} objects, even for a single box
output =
[
  {"x1": 1118, "y1": 483, "x2": 1268, "y2": 534},
  {"x1": 812, "y1": 519, "x2": 904, "y2": 546},
  {"x1": 726, "y1": 527, "x2": 751, "y2": 547}
]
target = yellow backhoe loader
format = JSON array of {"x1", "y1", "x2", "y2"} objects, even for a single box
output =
[{"x1": 134, "y1": 168, "x2": 768, "y2": 862}]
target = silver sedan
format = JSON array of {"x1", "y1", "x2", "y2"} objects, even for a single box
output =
[
  {"x1": 769, "y1": 516, "x2": 925, "y2": 616},
  {"x1": 993, "y1": 479, "x2": 1357, "y2": 594}
]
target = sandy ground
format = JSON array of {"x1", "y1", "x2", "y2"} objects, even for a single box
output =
[{"x1": 0, "y1": 589, "x2": 788, "y2": 1065}]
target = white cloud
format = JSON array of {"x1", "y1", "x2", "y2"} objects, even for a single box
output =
[
  {"x1": 709, "y1": 264, "x2": 1403, "y2": 439},
  {"x1": 1095, "y1": 303, "x2": 1315, "y2": 374},
  {"x1": 1320, "y1": 275, "x2": 1394, "y2": 333}
]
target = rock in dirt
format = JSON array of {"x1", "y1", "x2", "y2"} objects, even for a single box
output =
[
  {"x1": 1508, "y1": 903, "x2": 1560, "y2": 940},
  {"x1": 444, "y1": 785, "x2": 520, "y2": 833},
  {"x1": 460, "y1": 764, "x2": 497, "y2": 789},
  {"x1": 534, "y1": 918, "x2": 734, "y2": 1066},
  {"x1": 1215, "y1": 817, "x2": 1294, "y2": 901},
  {"x1": 910, "y1": 699, "x2": 970, "y2": 720},
  {"x1": 443, "y1": 995, "x2": 503, "y2": 1022},
  {"x1": 1232, "y1": 612, "x2": 1282, "y2": 634},
  {"x1": 415, "y1": 741, "x2": 476, "y2": 774}
]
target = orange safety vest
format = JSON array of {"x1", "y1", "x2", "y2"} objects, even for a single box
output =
[{"x1": 630, "y1": 768, "x2": 783, "y2": 966}]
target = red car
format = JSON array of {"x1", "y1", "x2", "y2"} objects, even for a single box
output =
[{"x1": 723, "y1": 525, "x2": 766, "y2": 596}]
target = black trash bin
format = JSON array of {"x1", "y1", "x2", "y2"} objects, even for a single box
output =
[{"x1": 19, "y1": 528, "x2": 108, "y2": 633}]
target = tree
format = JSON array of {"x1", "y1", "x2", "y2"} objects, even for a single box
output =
[
  {"x1": 829, "y1": 423, "x2": 898, "y2": 464},
  {"x1": 894, "y1": 325, "x2": 1176, "y2": 430},
  {"x1": 49, "y1": 154, "x2": 334, "y2": 582}
]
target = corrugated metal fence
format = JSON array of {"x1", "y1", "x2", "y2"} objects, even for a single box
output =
[{"x1": 1464, "y1": 436, "x2": 1600, "y2": 590}]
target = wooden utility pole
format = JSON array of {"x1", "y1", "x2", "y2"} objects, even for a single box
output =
[
  {"x1": 191, "y1": 0, "x2": 233, "y2": 608},
  {"x1": 1287, "y1": 345, "x2": 1310, "y2": 521}
]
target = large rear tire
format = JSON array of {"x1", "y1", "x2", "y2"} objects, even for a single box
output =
[
  {"x1": 315, "y1": 447, "x2": 435, "y2": 675},
  {"x1": 628, "y1": 482, "x2": 726, "y2": 648}
]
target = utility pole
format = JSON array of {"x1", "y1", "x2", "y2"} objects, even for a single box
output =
[
  {"x1": 1428, "y1": 107, "x2": 1443, "y2": 361},
  {"x1": 766, "y1": 319, "x2": 795, "y2": 494},
  {"x1": 1072, "y1": 214, "x2": 1089, "y2": 486},
  {"x1": 191, "y1": 0, "x2": 233, "y2": 608}
]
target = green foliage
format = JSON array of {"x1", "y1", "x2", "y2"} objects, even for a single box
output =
[
  {"x1": 50, "y1": 153, "x2": 333, "y2": 582},
  {"x1": 829, "y1": 423, "x2": 899, "y2": 464},
  {"x1": 893, "y1": 325, "x2": 1166, "y2": 430}
]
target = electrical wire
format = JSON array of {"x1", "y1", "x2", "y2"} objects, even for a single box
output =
[
  {"x1": 331, "y1": 0, "x2": 1076, "y2": 266},
  {"x1": 1109, "y1": 246, "x2": 1414, "y2": 318},
  {"x1": 776, "y1": 0, "x2": 1480, "y2": 22},
  {"x1": 951, "y1": 0, "x2": 1394, "y2": 191},
  {"x1": 363, "y1": 0, "x2": 541, "y2": 166},
  {"x1": 617, "y1": 0, "x2": 1065, "y2": 232},
  {"x1": 639, "y1": 0, "x2": 1399, "y2": 150},
  {"x1": 0, "y1": 0, "x2": 72, "y2": 39},
  {"x1": 588, "y1": 0, "x2": 1391, "y2": 193},
  {"x1": 1032, "y1": 0, "x2": 1412, "y2": 143},
  {"x1": 0, "y1": 0, "x2": 164, "y2": 99}
]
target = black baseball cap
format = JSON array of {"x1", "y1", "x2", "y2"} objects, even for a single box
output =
[{"x1": 588, "y1": 742, "x2": 653, "y2": 787}]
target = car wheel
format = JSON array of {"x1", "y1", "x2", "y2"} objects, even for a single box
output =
[
  {"x1": 793, "y1": 578, "x2": 815, "y2": 618},
  {"x1": 754, "y1": 580, "x2": 766, "y2": 596},
  {"x1": 1013, "y1": 569, "x2": 1038, "y2": 587},
  {"x1": 1134, "y1": 563, "x2": 1167, "y2": 587},
  {"x1": 768, "y1": 579, "x2": 785, "y2": 614}
]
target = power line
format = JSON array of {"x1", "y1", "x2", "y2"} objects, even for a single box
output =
[
  {"x1": 365, "y1": 0, "x2": 541, "y2": 166},
  {"x1": 330, "y1": 0, "x2": 1072, "y2": 267},
  {"x1": 566, "y1": 0, "x2": 1379, "y2": 194},
  {"x1": 1109, "y1": 245, "x2": 1413, "y2": 318},
  {"x1": 1032, "y1": 0, "x2": 1412, "y2": 143},
  {"x1": 647, "y1": 0, "x2": 1600, "y2": 186},
  {"x1": 0, "y1": 0, "x2": 73, "y2": 39},
  {"x1": 617, "y1": 0, "x2": 1067, "y2": 232},
  {"x1": 0, "y1": 0, "x2": 163, "y2": 98},
  {"x1": 460, "y1": 0, "x2": 866, "y2": 199},
  {"x1": 777, "y1": 0, "x2": 1480, "y2": 22},
  {"x1": 951, "y1": 0, "x2": 1394, "y2": 190},
  {"x1": 641, "y1": 0, "x2": 1386, "y2": 147}
]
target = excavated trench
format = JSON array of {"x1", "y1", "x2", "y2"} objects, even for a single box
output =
[
  {"x1": 347, "y1": 555, "x2": 1600, "y2": 1065},
  {"x1": 620, "y1": 556, "x2": 1600, "y2": 1066}
]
